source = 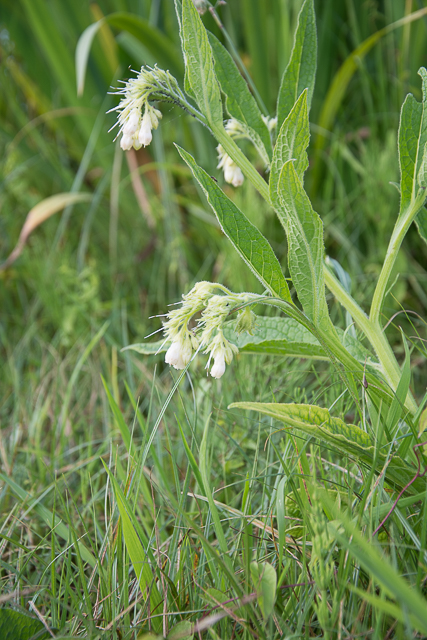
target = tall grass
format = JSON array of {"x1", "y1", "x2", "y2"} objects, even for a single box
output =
[{"x1": 1, "y1": 1, "x2": 427, "y2": 638}]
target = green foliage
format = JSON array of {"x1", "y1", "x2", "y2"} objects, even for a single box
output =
[
  {"x1": 277, "y1": 0, "x2": 317, "y2": 130},
  {"x1": 0, "y1": 609, "x2": 50, "y2": 640},
  {"x1": 2, "y1": 1, "x2": 427, "y2": 639}
]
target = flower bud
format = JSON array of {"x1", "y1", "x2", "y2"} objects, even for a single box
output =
[
  {"x1": 210, "y1": 353, "x2": 226, "y2": 379},
  {"x1": 138, "y1": 112, "x2": 153, "y2": 147},
  {"x1": 120, "y1": 134, "x2": 134, "y2": 151},
  {"x1": 123, "y1": 109, "x2": 140, "y2": 136}
]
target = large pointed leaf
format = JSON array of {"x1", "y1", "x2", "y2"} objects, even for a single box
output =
[
  {"x1": 270, "y1": 90, "x2": 309, "y2": 212},
  {"x1": 277, "y1": 0, "x2": 316, "y2": 131},
  {"x1": 208, "y1": 33, "x2": 272, "y2": 162},
  {"x1": 176, "y1": 145, "x2": 291, "y2": 301},
  {"x1": 277, "y1": 161, "x2": 332, "y2": 332},
  {"x1": 398, "y1": 70, "x2": 427, "y2": 214},
  {"x1": 181, "y1": 0, "x2": 222, "y2": 126},
  {"x1": 229, "y1": 402, "x2": 424, "y2": 492}
]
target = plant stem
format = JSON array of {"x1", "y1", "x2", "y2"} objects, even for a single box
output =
[
  {"x1": 370, "y1": 189, "x2": 427, "y2": 325},
  {"x1": 212, "y1": 125, "x2": 270, "y2": 200}
]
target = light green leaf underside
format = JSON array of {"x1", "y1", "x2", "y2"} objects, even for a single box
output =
[
  {"x1": 277, "y1": 0, "x2": 317, "y2": 131},
  {"x1": 270, "y1": 89, "x2": 309, "y2": 212},
  {"x1": 277, "y1": 160, "x2": 332, "y2": 332},
  {"x1": 182, "y1": 0, "x2": 222, "y2": 125},
  {"x1": 208, "y1": 32, "x2": 272, "y2": 162},
  {"x1": 229, "y1": 402, "x2": 424, "y2": 492},
  {"x1": 398, "y1": 67, "x2": 427, "y2": 217},
  {"x1": 124, "y1": 316, "x2": 375, "y2": 364},
  {"x1": 176, "y1": 145, "x2": 291, "y2": 301}
]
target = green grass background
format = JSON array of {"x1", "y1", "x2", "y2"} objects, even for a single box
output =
[{"x1": 1, "y1": 1, "x2": 427, "y2": 638}]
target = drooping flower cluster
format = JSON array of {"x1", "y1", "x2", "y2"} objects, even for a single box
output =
[
  {"x1": 110, "y1": 65, "x2": 188, "y2": 151},
  {"x1": 161, "y1": 282, "x2": 255, "y2": 378}
]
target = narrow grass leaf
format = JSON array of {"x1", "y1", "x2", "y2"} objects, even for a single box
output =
[
  {"x1": 321, "y1": 493, "x2": 427, "y2": 636},
  {"x1": 101, "y1": 376, "x2": 135, "y2": 456},
  {"x1": 76, "y1": 13, "x2": 182, "y2": 94},
  {"x1": 0, "y1": 193, "x2": 90, "y2": 271},
  {"x1": 277, "y1": 0, "x2": 316, "y2": 131},
  {"x1": 199, "y1": 416, "x2": 230, "y2": 562},
  {"x1": 0, "y1": 473, "x2": 96, "y2": 567},
  {"x1": 176, "y1": 145, "x2": 291, "y2": 301},
  {"x1": 182, "y1": 0, "x2": 222, "y2": 126},
  {"x1": 102, "y1": 462, "x2": 162, "y2": 619},
  {"x1": 208, "y1": 33, "x2": 272, "y2": 162}
]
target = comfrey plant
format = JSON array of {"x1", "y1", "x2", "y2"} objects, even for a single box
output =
[{"x1": 120, "y1": 0, "x2": 427, "y2": 495}]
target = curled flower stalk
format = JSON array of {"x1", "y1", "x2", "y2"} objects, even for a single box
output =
[
  {"x1": 161, "y1": 282, "x2": 254, "y2": 378},
  {"x1": 110, "y1": 65, "x2": 207, "y2": 151}
]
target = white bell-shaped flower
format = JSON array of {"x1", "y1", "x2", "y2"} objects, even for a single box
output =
[{"x1": 138, "y1": 111, "x2": 153, "y2": 147}]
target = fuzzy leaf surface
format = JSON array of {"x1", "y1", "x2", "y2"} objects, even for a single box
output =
[
  {"x1": 182, "y1": 0, "x2": 222, "y2": 125},
  {"x1": 277, "y1": 0, "x2": 316, "y2": 131},
  {"x1": 277, "y1": 160, "x2": 331, "y2": 331},
  {"x1": 229, "y1": 402, "x2": 425, "y2": 492},
  {"x1": 270, "y1": 90, "x2": 309, "y2": 211},
  {"x1": 176, "y1": 145, "x2": 291, "y2": 301},
  {"x1": 398, "y1": 68, "x2": 427, "y2": 218},
  {"x1": 209, "y1": 32, "x2": 272, "y2": 161}
]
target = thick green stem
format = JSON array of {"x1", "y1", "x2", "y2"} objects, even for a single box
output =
[
  {"x1": 370, "y1": 190, "x2": 427, "y2": 324},
  {"x1": 212, "y1": 125, "x2": 270, "y2": 201},
  {"x1": 324, "y1": 266, "x2": 418, "y2": 414}
]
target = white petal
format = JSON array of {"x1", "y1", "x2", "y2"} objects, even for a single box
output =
[
  {"x1": 231, "y1": 167, "x2": 244, "y2": 187},
  {"x1": 120, "y1": 134, "x2": 134, "y2": 151},
  {"x1": 210, "y1": 355, "x2": 226, "y2": 378},
  {"x1": 123, "y1": 110, "x2": 140, "y2": 136},
  {"x1": 138, "y1": 121, "x2": 152, "y2": 147}
]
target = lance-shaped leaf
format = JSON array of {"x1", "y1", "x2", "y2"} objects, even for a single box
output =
[
  {"x1": 208, "y1": 33, "x2": 272, "y2": 162},
  {"x1": 270, "y1": 89, "x2": 309, "y2": 211},
  {"x1": 176, "y1": 145, "x2": 291, "y2": 301},
  {"x1": 277, "y1": 0, "x2": 316, "y2": 131},
  {"x1": 399, "y1": 67, "x2": 427, "y2": 217},
  {"x1": 277, "y1": 160, "x2": 331, "y2": 331},
  {"x1": 181, "y1": 0, "x2": 222, "y2": 126},
  {"x1": 229, "y1": 402, "x2": 425, "y2": 493}
]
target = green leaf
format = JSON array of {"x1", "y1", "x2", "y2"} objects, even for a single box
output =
[
  {"x1": 181, "y1": 0, "x2": 222, "y2": 126},
  {"x1": 76, "y1": 13, "x2": 182, "y2": 95},
  {"x1": 176, "y1": 145, "x2": 291, "y2": 302},
  {"x1": 250, "y1": 562, "x2": 277, "y2": 619},
  {"x1": 277, "y1": 0, "x2": 317, "y2": 131},
  {"x1": 208, "y1": 33, "x2": 272, "y2": 163},
  {"x1": 125, "y1": 317, "x2": 373, "y2": 364},
  {"x1": 229, "y1": 402, "x2": 424, "y2": 493},
  {"x1": 398, "y1": 68, "x2": 427, "y2": 216},
  {"x1": 167, "y1": 621, "x2": 193, "y2": 640},
  {"x1": 0, "y1": 609, "x2": 50, "y2": 640},
  {"x1": 223, "y1": 315, "x2": 326, "y2": 360},
  {"x1": 101, "y1": 376, "x2": 135, "y2": 456},
  {"x1": 102, "y1": 462, "x2": 162, "y2": 623},
  {"x1": 270, "y1": 90, "x2": 309, "y2": 212},
  {"x1": 320, "y1": 493, "x2": 427, "y2": 637},
  {"x1": 277, "y1": 160, "x2": 332, "y2": 332}
]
